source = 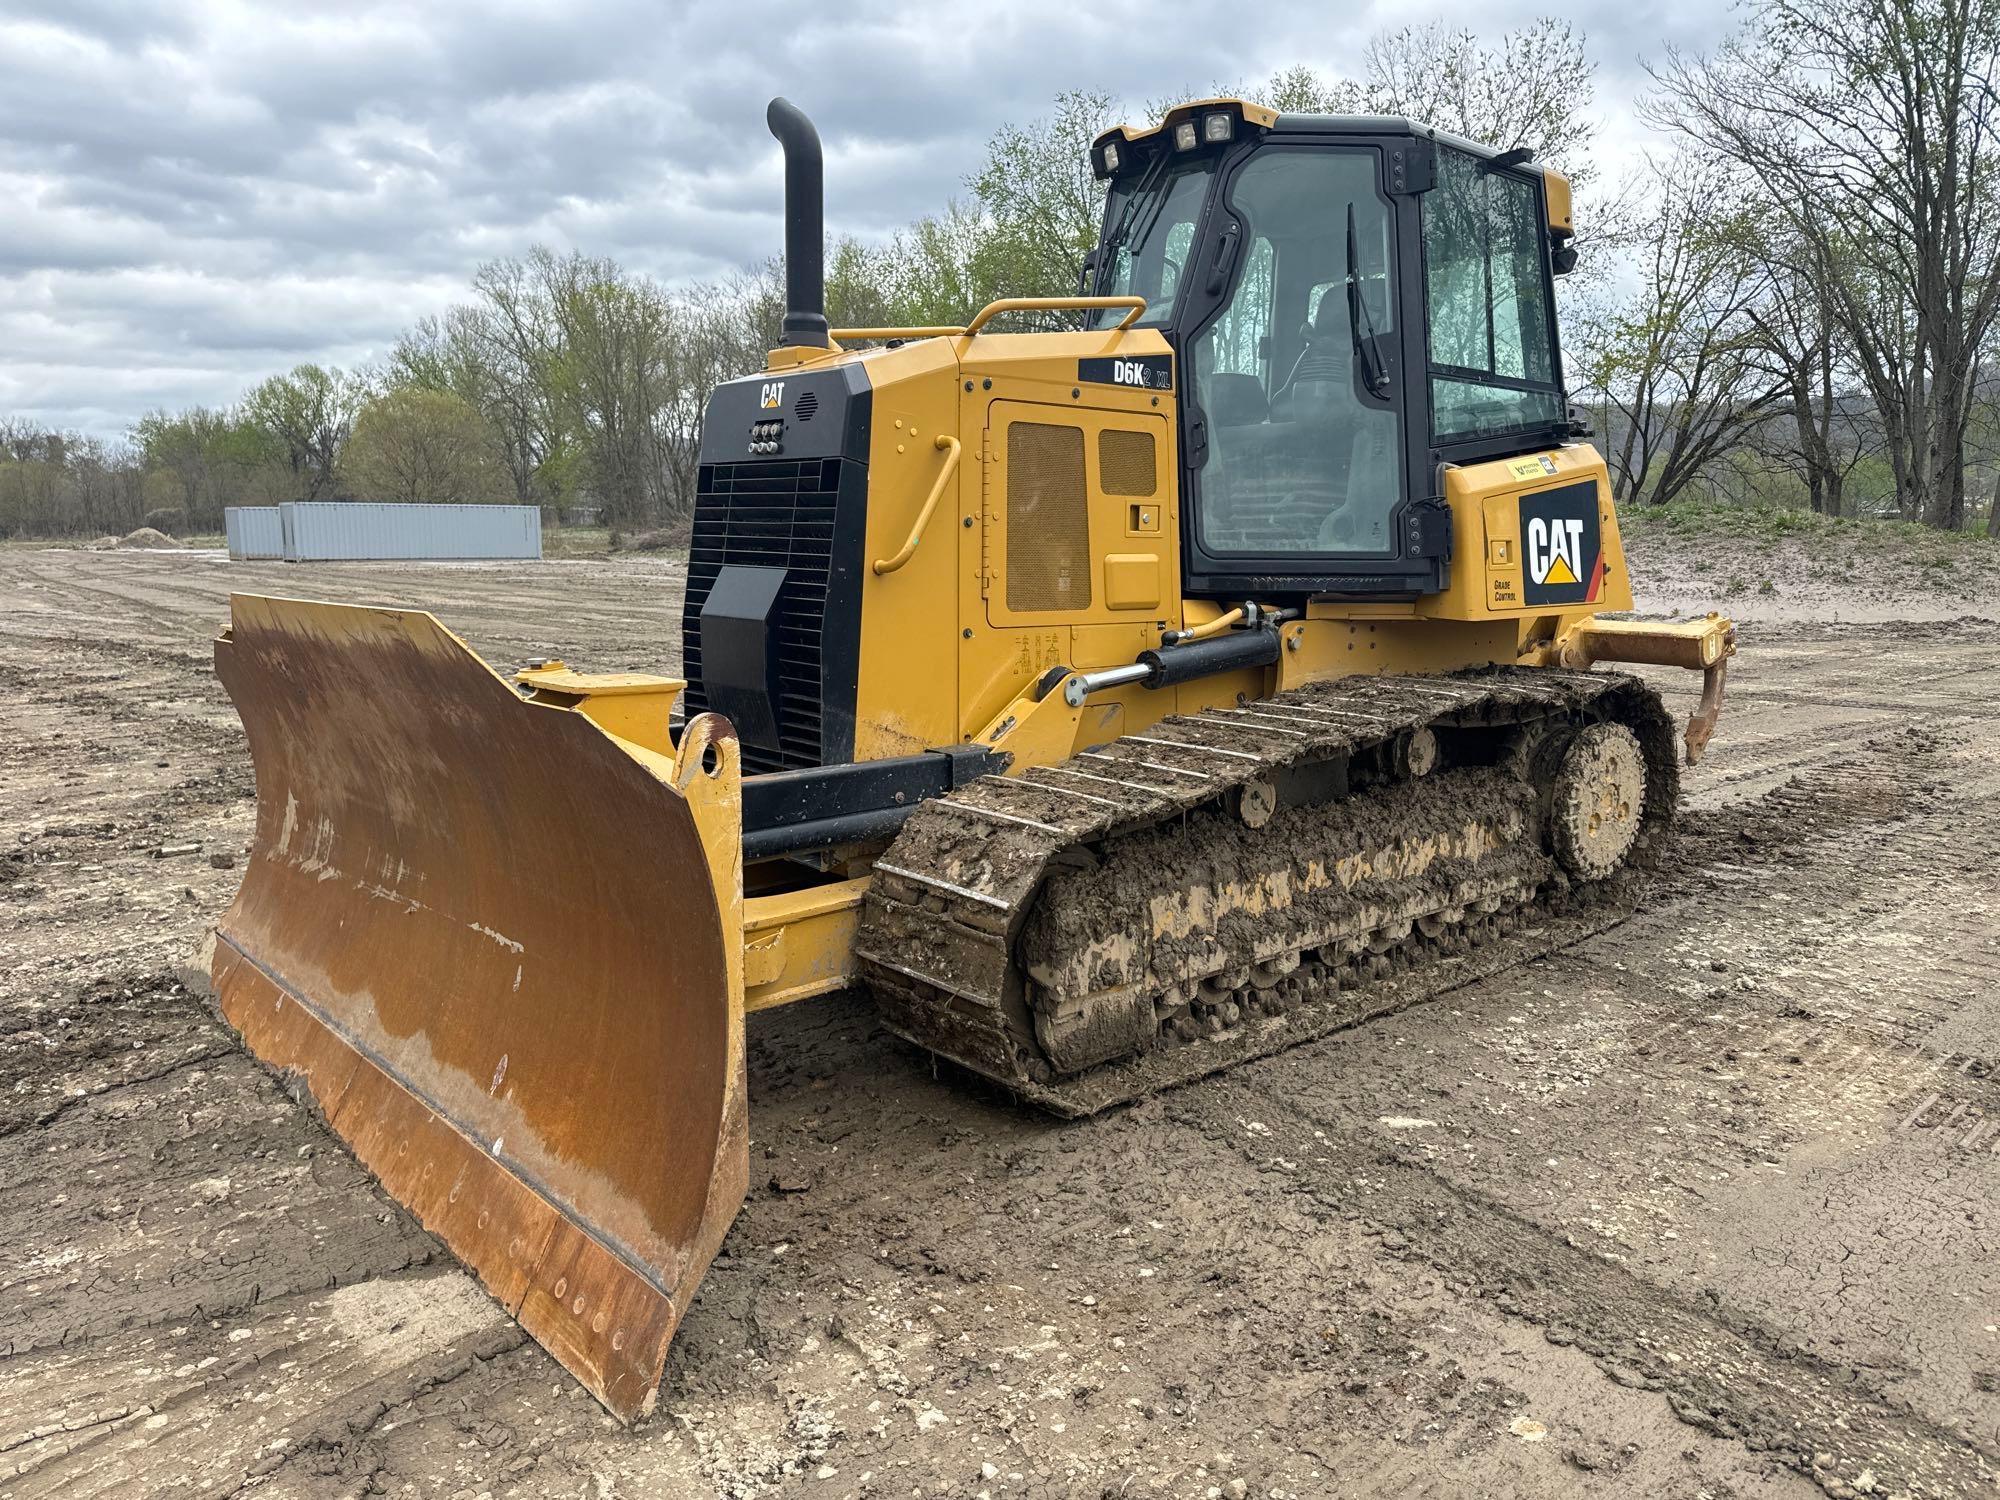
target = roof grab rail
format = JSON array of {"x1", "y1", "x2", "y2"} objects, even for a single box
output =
[{"x1": 831, "y1": 295, "x2": 1148, "y2": 344}]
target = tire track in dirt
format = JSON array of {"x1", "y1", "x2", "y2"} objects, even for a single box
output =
[
  {"x1": 1157, "y1": 725, "x2": 2000, "y2": 1498},
  {"x1": 0, "y1": 1033, "x2": 441, "y2": 1358},
  {"x1": 1179, "y1": 1076, "x2": 1997, "y2": 1499},
  {"x1": 635, "y1": 721, "x2": 1991, "y2": 1496},
  {"x1": 0, "y1": 1269, "x2": 522, "y2": 1500},
  {"x1": 6, "y1": 548, "x2": 1998, "y2": 1497}
]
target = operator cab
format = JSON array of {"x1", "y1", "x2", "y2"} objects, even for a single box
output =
[{"x1": 1088, "y1": 100, "x2": 1575, "y2": 600}]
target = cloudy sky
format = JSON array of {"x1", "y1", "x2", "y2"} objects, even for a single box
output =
[{"x1": 0, "y1": 0, "x2": 1729, "y2": 439}]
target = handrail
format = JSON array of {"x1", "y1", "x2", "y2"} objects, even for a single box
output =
[
  {"x1": 831, "y1": 296, "x2": 1148, "y2": 344},
  {"x1": 872, "y1": 435, "x2": 962, "y2": 576},
  {"x1": 829, "y1": 325, "x2": 969, "y2": 342},
  {"x1": 964, "y1": 295, "x2": 1147, "y2": 335}
]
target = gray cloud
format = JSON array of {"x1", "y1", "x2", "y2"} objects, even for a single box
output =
[{"x1": 1, "y1": 0, "x2": 1726, "y2": 437}]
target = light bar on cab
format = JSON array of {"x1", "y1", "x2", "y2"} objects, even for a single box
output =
[{"x1": 1091, "y1": 101, "x2": 1257, "y2": 179}]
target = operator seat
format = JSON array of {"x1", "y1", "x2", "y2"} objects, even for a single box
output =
[
  {"x1": 1271, "y1": 293, "x2": 1350, "y2": 419},
  {"x1": 1273, "y1": 292, "x2": 1396, "y2": 553},
  {"x1": 1203, "y1": 372, "x2": 1269, "y2": 429}
]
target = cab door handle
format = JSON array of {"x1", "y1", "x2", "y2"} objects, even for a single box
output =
[{"x1": 1205, "y1": 226, "x2": 1240, "y2": 295}]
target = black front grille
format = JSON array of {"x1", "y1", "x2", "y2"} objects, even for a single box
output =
[{"x1": 683, "y1": 457, "x2": 843, "y2": 773}]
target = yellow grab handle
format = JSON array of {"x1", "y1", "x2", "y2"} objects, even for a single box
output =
[
  {"x1": 872, "y1": 435, "x2": 962, "y2": 576},
  {"x1": 834, "y1": 298, "x2": 1147, "y2": 343},
  {"x1": 964, "y1": 296, "x2": 1147, "y2": 334}
]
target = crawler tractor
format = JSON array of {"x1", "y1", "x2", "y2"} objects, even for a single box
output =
[{"x1": 203, "y1": 97, "x2": 1735, "y2": 1417}]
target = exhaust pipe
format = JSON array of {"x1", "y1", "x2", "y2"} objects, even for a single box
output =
[{"x1": 765, "y1": 97, "x2": 829, "y2": 349}]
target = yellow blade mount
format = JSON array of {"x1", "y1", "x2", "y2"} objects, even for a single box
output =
[{"x1": 208, "y1": 594, "x2": 747, "y2": 1421}]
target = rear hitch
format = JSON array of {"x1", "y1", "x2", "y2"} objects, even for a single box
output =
[{"x1": 1549, "y1": 612, "x2": 1738, "y2": 765}]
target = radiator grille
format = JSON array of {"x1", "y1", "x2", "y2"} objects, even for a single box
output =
[
  {"x1": 1098, "y1": 428, "x2": 1157, "y2": 496},
  {"x1": 683, "y1": 458, "x2": 839, "y2": 773},
  {"x1": 1006, "y1": 422, "x2": 1090, "y2": 612}
]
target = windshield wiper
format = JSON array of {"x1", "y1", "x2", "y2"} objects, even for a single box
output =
[
  {"x1": 1346, "y1": 202, "x2": 1391, "y2": 397},
  {"x1": 1088, "y1": 150, "x2": 1177, "y2": 326},
  {"x1": 1101, "y1": 147, "x2": 1172, "y2": 261}
]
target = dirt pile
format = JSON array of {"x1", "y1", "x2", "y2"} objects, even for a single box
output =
[
  {"x1": 113, "y1": 526, "x2": 184, "y2": 549},
  {"x1": 613, "y1": 518, "x2": 692, "y2": 552},
  {"x1": 1622, "y1": 501, "x2": 2000, "y2": 623}
]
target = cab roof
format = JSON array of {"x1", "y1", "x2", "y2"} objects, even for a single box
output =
[{"x1": 1090, "y1": 99, "x2": 1573, "y2": 236}]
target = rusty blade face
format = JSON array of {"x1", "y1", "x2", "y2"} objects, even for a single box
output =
[{"x1": 209, "y1": 594, "x2": 747, "y2": 1421}]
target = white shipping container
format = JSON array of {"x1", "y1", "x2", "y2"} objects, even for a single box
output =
[
  {"x1": 224, "y1": 506, "x2": 285, "y2": 560},
  {"x1": 275, "y1": 502, "x2": 543, "y2": 562}
]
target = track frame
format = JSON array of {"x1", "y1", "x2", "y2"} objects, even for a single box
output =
[{"x1": 857, "y1": 667, "x2": 1678, "y2": 1114}]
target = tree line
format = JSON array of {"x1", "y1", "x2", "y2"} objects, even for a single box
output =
[
  {"x1": 1573, "y1": 0, "x2": 2000, "y2": 532},
  {"x1": 3, "y1": 0, "x2": 1996, "y2": 540}
]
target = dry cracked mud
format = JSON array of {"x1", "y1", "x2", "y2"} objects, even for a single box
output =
[{"x1": 2, "y1": 545, "x2": 1997, "y2": 1499}]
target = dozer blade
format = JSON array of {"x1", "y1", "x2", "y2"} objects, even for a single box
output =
[{"x1": 206, "y1": 594, "x2": 747, "y2": 1421}]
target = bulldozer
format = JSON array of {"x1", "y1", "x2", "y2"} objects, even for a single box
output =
[{"x1": 202, "y1": 96, "x2": 1735, "y2": 1419}]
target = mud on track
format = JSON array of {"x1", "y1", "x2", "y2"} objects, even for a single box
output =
[{"x1": 2, "y1": 546, "x2": 1997, "y2": 1499}]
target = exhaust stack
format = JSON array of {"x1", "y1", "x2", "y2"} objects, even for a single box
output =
[{"x1": 765, "y1": 97, "x2": 828, "y2": 348}]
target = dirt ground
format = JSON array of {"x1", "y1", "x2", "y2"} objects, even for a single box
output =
[
  {"x1": 1621, "y1": 508, "x2": 2000, "y2": 625},
  {"x1": 3, "y1": 543, "x2": 1997, "y2": 1500}
]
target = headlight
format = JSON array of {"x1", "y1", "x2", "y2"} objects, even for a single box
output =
[
  {"x1": 1102, "y1": 141, "x2": 1120, "y2": 174},
  {"x1": 1173, "y1": 120, "x2": 1198, "y2": 152},
  {"x1": 1203, "y1": 112, "x2": 1234, "y2": 143}
]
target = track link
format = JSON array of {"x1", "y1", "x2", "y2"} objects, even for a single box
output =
[{"x1": 856, "y1": 668, "x2": 1678, "y2": 1115}]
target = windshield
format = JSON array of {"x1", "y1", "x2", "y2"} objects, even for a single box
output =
[{"x1": 1092, "y1": 160, "x2": 1214, "y2": 328}]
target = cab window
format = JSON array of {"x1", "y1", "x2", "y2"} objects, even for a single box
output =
[
  {"x1": 1095, "y1": 162, "x2": 1213, "y2": 329},
  {"x1": 1191, "y1": 147, "x2": 1401, "y2": 558},
  {"x1": 1422, "y1": 149, "x2": 1563, "y2": 442}
]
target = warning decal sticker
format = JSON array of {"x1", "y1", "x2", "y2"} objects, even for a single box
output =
[{"x1": 1519, "y1": 479, "x2": 1603, "y2": 607}]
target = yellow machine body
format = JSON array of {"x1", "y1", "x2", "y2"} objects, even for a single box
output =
[
  {"x1": 204, "y1": 95, "x2": 1735, "y2": 1422},
  {"x1": 765, "y1": 311, "x2": 1716, "y2": 776},
  {"x1": 673, "y1": 300, "x2": 1732, "y2": 1026}
]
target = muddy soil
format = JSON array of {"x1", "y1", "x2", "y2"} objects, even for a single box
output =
[
  {"x1": 1621, "y1": 515, "x2": 2000, "y2": 625},
  {"x1": 2, "y1": 545, "x2": 1996, "y2": 1499}
]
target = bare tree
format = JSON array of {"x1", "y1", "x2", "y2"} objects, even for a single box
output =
[
  {"x1": 0, "y1": 424, "x2": 148, "y2": 537},
  {"x1": 1647, "y1": 0, "x2": 2000, "y2": 528},
  {"x1": 342, "y1": 388, "x2": 513, "y2": 504},
  {"x1": 1740, "y1": 233, "x2": 1878, "y2": 515},
  {"x1": 467, "y1": 257, "x2": 578, "y2": 502},
  {"x1": 1568, "y1": 157, "x2": 1785, "y2": 505},
  {"x1": 242, "y1": 364, "x2": 365, "y2": 501},
  {"x1": 654, "y1": 270, "x2": 785, "y2": 517},
  {"x1": 1251, "y1": 22, "x2": 1598, "y2": 183},
  {"x1": 1358, "y1": 20, "x2": 1599, "y2": 186},
  {"x1": 533, "y1": 249, "x2": 679, "y2": 526},
  {"x1": 966, "y1": 90, "x2": 1120, "y2": 314},
  {"x1": 391, "y1": 306, "x2": 546, "y2": 504}
]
